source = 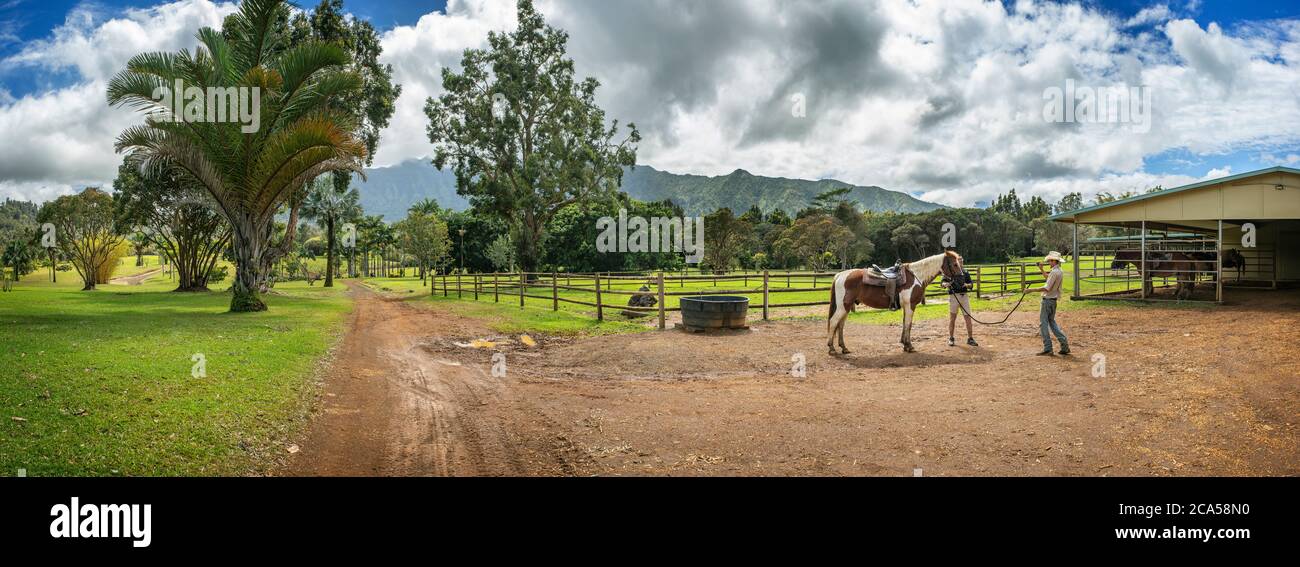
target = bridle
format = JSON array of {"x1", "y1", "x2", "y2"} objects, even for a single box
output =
[{"x1": 941, "y1": 253, "x2": 963, "y2": 280}]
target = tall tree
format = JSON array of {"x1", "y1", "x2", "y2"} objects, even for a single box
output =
[
  {"x1": 114, "y1": 161, "x2": 232, "y2": 292},
  {"x1": 424, "y1": 0, "x2": 639, "y2": 275},
  {"x1": 301, "y1": 173, "x2": 361, "y2": 287},
  {"x1": 109, "y1": 0, "x2": 368, "y2": 311},
  {"x1": 702, "y1": 208, "x2": 755, "y2": 272},
  {"x1": 774, "y1": 214, "x2": 855, "y2": 271},
  {"x1": 396, "y1": 211, "x2": 450, "y2": 285},
  {"x1": 1055, "y1": 192, "x2": 1083, "y2": 214},
  {"x1": 37, "y1": 188, "x2": 125, "y2": 291}
]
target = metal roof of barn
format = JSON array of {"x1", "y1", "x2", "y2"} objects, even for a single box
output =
[{"x1": 1048, "y1": 166, "x2": 1300, "y2": 221}]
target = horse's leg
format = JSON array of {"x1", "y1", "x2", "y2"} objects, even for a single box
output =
[
  {"x1": 836, "y1": 315, "x2": 850, "y2": 354},
  {"x1": 901, "y1": 294, "x2": 916, "y2": 353},
  {"x1": 828, "y1": 282, "x2": 847, "y2": 355},
  {"x1": 828, "y1": 308, "x2": 848, "y2": 355}
]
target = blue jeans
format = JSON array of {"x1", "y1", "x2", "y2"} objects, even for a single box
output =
[{"x1": 1040, "y1": 298, "x2": 1068, "y2": 351}]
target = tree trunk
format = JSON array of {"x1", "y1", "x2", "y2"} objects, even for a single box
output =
[
  {"x1": 325, "y1": 217, "x2": 336, "y2": 288},
  {"x1": 229, "y1": 216, "x2": 268, "y2": 312}
]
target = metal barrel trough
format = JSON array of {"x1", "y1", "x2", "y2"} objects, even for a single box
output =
[{"x1": 679, "y1": 296, "x2": 749, "y2": 331}]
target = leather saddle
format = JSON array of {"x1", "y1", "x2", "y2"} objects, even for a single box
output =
[{"x1": 862, "y1": 261, "x2": 904, "y2": 311}]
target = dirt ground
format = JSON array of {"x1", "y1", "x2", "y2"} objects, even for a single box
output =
[{"x1": 285, "y1": 284, "x2": 1299, "y2": 477}]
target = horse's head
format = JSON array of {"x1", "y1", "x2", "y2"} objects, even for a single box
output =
[
  {"x1": 941, "y1": 250, "x2": 964, "y2": 279},
  {"x1": 1111, "y1": 250, "x2": 1137, "y2": 270}
]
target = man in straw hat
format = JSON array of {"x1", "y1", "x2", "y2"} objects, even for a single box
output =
[{"x1": 1027, "y1": 251, "x2": 1070, "y2": 356}]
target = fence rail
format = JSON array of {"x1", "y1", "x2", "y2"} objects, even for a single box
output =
[{"x1": 420, "y1": 262, "x2": 1048, "y2": 329}]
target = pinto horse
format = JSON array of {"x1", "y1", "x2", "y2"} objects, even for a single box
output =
[{"x1": 827, "y1": 250, "x2": 963, "y2": 355}]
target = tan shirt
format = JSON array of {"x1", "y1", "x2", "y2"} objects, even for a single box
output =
[{"x1": 1044, "y1": 266, "x2": 1064, "y2": 299}]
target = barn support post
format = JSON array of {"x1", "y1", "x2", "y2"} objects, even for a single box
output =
[
  {"x1": 595, "y1": 272, "x2": 604, "y2": 322},
  {"x1": 1272, "y1": 246, "x2": 1279, "y2": 289},
  {"x1": 1216, "y1": 220, "x2": 1224, "y2": 303},
  {"x1": 762, "y1": 270, "x2": 770, "y2": 321},
  {"x1": 1140, "y1": 221, "x2": 1147, "y2": 299},
  {"x1": 657, "y1": 272, "x2": 666, "y2": 330},
  {"x1": 1071, "y1": 219, "x2": 1079, "y2": 300}
]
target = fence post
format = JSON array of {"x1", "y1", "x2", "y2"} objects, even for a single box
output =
[
  {"x1": 473, "y1": 274, "x2": 479, "y2": 301},
  {"x1": 519, "y1": 272, "x2": 525, "y2": 309},
  {"x1": 595, "y1": 272, "x2": 604, "y2": 322},
  {"x1": 762, "y1": 270, "x2": 770, "y2": 321},
  {"x1": 494, "y1": 273, "x2": 499, "y2": 302},
  {"x1": 443, "y1": 272, "x2": 448, "y2": 297},
  {"x1": 1019, "y1": 264, "x2": 1025, "y2": 293},
  {"x1": 974, "y1": 266, "x2": 982, "y2": 300},
  {"x1": 552, "y1": 271, "x2": 559, "y2": 311},
  {"x1": 457, "y1": 272, "x2": 462, "y2": 298},
  {"x1": 657, "y1": 272, "x2": 666, "y2": 330}
]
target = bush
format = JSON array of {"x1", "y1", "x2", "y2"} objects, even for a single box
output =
[
  {"x1": 94, "y1": 240, "x2": 131, "y2": 283},
  {"x1": 207, "y1": 264, "x2": 229, "y2": 284}
]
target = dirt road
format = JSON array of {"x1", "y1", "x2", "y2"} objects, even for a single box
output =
[
  {"x1": 285, "y1": 284, "x2": 591, "y2": 476},
  {"x1": 287, "y1": 286, "x2": 1299, "y2": 477},
  {"x1": 108, "y1": 267, "x2": 163, "y2": 286}
]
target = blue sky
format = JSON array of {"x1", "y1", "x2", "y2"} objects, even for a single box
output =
[{"x1": 1, "y1": 0, "x2": 1298, "y2": 205}]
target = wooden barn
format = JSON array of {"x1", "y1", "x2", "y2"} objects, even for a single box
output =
[{"x1": 1050, "y1": 166, "x2": 1300, "y2": 302}]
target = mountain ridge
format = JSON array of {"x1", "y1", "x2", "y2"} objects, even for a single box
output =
[{"x1": 353, "y1": 159, "x2": 943, "y2": 221}]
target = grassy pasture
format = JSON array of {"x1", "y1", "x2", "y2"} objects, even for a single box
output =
[{"x1": 0, "y1": 274, "x2": 351, "y2": 476}]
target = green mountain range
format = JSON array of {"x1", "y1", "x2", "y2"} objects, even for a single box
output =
[
  {"x1": 354, "y1": 160, "x2": 942, "y2": 221},
  {"x1": 618, "y1": 165, "x2": 943, "y2": 216}
]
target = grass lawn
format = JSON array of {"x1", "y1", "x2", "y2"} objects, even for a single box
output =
[{"x1": 0, "y1": 275, "x2": 352, "y2": 477}]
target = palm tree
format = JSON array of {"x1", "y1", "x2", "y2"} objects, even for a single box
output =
[
  {"x1": 107, "y1": 0, "x2": 367, "y2": 312},
  {"x1": 301, "y1": 174, "x2": 360, "y2": 287}
]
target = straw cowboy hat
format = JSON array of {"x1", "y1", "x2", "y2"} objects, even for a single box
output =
[{"x1": 1043, "y1": 251, "x2": 1064, "y2": 263}]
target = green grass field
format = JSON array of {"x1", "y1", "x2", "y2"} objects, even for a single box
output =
[{"x1": 0, "y1": 269, "x2": 352, "y2": 477}]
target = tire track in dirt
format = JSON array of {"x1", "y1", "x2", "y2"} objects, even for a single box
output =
[{"x1": 284, "y1": 283, "x2": 583, "y2": 476}]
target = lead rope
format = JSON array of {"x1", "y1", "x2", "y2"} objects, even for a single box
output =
[{"x1": 952, "y1": 289, "x2": 1032, "y2": 325}]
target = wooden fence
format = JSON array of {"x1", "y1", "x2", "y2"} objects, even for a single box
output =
[{"x1": 422, "y1": 263, "x2": 1046, "y2": 330}]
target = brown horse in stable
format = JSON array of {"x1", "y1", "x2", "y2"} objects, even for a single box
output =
[
  {"x1": 827, "y1": 250, "x2": 964, "y2": 355},
  {"x1": 1111, "y1": 250, "x2": 1203, "y2": 299}
]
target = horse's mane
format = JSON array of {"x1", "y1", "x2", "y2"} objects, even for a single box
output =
[{"x1": 905, "y1": 251, "x2": 958, "y2": 283}]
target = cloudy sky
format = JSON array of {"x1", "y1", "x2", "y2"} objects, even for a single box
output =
[{"x1": 1, "y1": 0, "x2": 1299, "y2": 208}]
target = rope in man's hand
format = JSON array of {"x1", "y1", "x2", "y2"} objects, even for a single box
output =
[{"x1": 953, "y1": 289, "x2": 1032, "y2": 326}]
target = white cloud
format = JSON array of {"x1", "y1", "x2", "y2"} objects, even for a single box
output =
[
  {"x1": 0, "y1": 0, "x2": 237, "y2": 201},
  {"x1": 1125, "y1": 4, "x2": 1172, "y2": 28},
  {"x1": 3, "y1": 0, "x2": 1300, "y2": 211}
]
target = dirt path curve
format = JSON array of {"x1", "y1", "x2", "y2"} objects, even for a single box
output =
[
  {"x1": 285, "y1": 282, "x2": 587, "y2": 476},
  {"x1": 109, "y1": 267, "x2": 163, "y2": 286}
]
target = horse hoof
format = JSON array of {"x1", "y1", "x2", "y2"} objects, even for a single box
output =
[
  {"x1": 841, "y1": 348, "x2": 851, "y2": 355},
  {"x1": 828, "y1": 348, "x2": 838, "y2": 356}
]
